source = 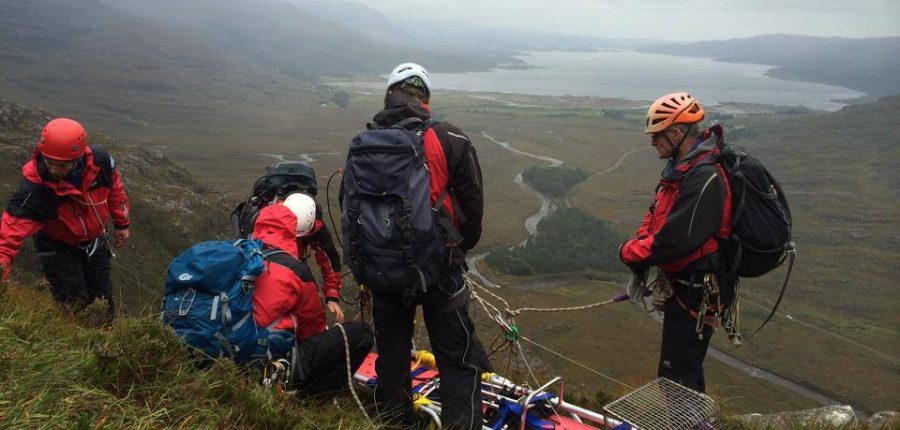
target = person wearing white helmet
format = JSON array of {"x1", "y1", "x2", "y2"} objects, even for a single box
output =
[
  {"x1": 385, "y1": 62, "x2": 432, "y2": 103},
  {"x1": 250, "y1": 204, "x2": 373, "y2": 396},
  {"x1": 346, "y1": 62, "x2": 490, "y2": 430},
  {"x1": 283, "y1": 192, "x2": 344, "y2": 325},
  {"x1": 283, "y1": 193, "x2": 317, "y2": 237}
]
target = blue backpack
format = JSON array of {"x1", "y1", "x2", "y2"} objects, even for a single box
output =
[
  {"x1": 162, "y1": 239, "x2": 298, "y2": 364},
  {"x1": 341, "y1": 118, "x2": 457, "y2": 305}
]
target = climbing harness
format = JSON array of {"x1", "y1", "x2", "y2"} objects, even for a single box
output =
[{"x1": 645, "y1": 272, "x2": 675, "y2": 313}]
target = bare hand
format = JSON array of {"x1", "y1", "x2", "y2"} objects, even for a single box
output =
[
  {"x1": 327, "y1": 300, "x2": 345, "y2": 324},
  {"x1": 113, "y1": 228, "x2": 130, "y2": 249}
]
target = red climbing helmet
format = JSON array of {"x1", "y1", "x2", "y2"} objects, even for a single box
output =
[{"x1": 39, "y1": 118, "x2": 88, "y2": 161}]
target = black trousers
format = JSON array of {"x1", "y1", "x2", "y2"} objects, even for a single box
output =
[
  {"x1": 371, "y1": 272, "x2": 492, "y2": 430},
  {"x1": 657, "y1": 289, "x2": 714, "y2": 393},
  {"x1": 35, "y1": 233, "x2": 114, "y2": 317},
  {"x1": 292, "y1": 321, "x2": 374, "y2": 397}
]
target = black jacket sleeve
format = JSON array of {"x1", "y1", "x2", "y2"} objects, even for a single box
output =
[
  {"x1": 644, "y1": 165, "x2": 726, "y2": 267},
  {"x1": 6, "y1": 179, "x2": 58, "y2": 222},
  {"x1": 433, "y1": 123, "x2": 484, "y2": 252}
]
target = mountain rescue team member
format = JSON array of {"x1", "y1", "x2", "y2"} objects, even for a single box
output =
[
  {"x1": 357, "y1": 63, "x2": 491, "y2": 430},
  {"x1": 253, "y1": 193, "x2": 331, "y2": 340},
  {"x1": 0, "y1": 118, "x2": 130, "y2": 320},
  {"x1": 293, "y1": 196, "x2": 345, "y2": 325},
  {"x1": 618, "y1": 92, "x2": 734, "y2": 393},
  {"x1": 250, "y1": 200, "x2": 372, "y2": 396}
]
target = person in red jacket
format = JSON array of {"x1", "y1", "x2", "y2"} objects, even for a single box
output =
[
  {"x1": 290, "y1": 195, "x2": 345, "y2": 325},
  {"x1": 619, "y1": 92, "x2": 733, "y2": 393},
  {"x1": 0, "y1": 118, "x2": 130, "y2": 319},
  {"x1": 250, "y1": 202, "x2": 372, "y2": 395},
  {"x1": 251, "y1": 195, "x2": 325, "y2": 340}
]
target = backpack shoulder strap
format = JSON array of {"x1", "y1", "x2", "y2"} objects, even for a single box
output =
[
  {"x1": 262, "y1": 248, "x2": 315, "y2": 282},
  {"x1": 390, "y1": 117, "x2": 432, "y2": 131},
  {"x1": 89, "y1": 145, "x2": 114, "y2": 175}
]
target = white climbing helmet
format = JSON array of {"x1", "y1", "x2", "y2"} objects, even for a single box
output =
[
  {"x1": 282, "y1": 193, "x2": 316, "y2": 237},
  {"x1": 386, "y1": 62, "x2": 432, "y2": 97}
]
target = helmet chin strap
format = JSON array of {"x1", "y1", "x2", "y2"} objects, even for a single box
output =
[{"x1": 666, "y1": 124, "x2": 693, "y2": 160}]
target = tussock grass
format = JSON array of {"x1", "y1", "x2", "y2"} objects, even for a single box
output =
[{"x1": 0, "y1": 284, "x2": 377, "y2": 429}]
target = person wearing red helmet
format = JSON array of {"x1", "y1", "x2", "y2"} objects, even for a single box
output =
[
  {"x1": 0, "y1": 118, "x2": 130, "y2": 320},
  {"x1": 619, "y1": 92, "x2": 734, "y2": 393}
]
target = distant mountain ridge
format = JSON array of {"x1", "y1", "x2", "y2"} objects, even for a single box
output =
[{"x1": 639, "y1": 34, "x2": 900, "y2": 97}]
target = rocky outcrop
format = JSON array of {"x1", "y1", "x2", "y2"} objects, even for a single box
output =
[{"x1": 733, "y1": 405, "x2": 900, "y2": 429}]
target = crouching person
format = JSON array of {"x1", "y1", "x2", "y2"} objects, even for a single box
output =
[{"x1": 251, "y1": 200, "x2": 373, "y2": 396}]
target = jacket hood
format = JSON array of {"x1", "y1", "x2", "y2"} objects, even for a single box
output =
[
  {"x1": 252, "y1": 204, "x2": 299, "y2": 257},
  {"x1": 662, "y1": 124, "x2": 724, "y2": 181},
  {"x1": 370, "y1": 101, "x2": 431, "y2": 129},
  {"x1": 24, "y1": 146, "x2": 98, "y2": 197}
]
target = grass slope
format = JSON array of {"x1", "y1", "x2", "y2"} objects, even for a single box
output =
[{"x1": 0, "y1": 283, "x2": 374, "y2": 429}]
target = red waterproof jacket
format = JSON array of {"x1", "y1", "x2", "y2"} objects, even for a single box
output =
[
  {"x1": 297, "y1": 219, "x2": 342, "y2": 302},
  {"x1": 620, "y1": 126, "x2": 732, "y2": 275},
  {"x1": 0, "y1": 146, "x2": 130, "y2": 277},
  {"x1": 252, "y1": 204, "x2": 326, "y2": 340}
]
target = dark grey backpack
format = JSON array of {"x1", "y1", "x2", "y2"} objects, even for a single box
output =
[{"x1": 341, "y1": 118, "x2": 451, "y2": 304}]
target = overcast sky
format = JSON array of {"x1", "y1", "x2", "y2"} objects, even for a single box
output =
[{"x1": 351, "y1": 0, "x2": 900, "y2": 41}]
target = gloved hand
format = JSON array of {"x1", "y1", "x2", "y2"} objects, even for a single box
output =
[{"x1": 625, "y1": 269, "x2": 649, "y2": 304}]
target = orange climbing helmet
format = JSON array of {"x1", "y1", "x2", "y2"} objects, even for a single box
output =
[
  {"x1": 39, "y1": 118, "x2": 88, "y2": 160},
  {"x1": 645, "y1": 92, "x2": 705, "y2": 134}
]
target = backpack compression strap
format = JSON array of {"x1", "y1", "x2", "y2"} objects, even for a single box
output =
[
  {"x1": 345, "y1": 198, "x2": 363, "y2": 280},
  {"x1": 391, "y1": 199, "x2": 428, "y2": 306},
  {"x1": 746, "y1": 243, "x2": 796, "y2": 341}
]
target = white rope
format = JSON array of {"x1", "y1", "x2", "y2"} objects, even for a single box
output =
[
  {"x1": 520, "y1": 335, "x2": 632, "y2": 390},
  {"x1": 335, "y1": 323, "x2": 370, "y2": 421},
  {"x1": 515, "y1": 340, "x2": 563, "y2": 419},
  {"x1": 509, "y1": 299, "x2": 619, "y2": 316},
  {"x1": 466, "y1": 275, "x2": 620, "y2": 316},
  {"x1": 466, "y1": 275, "x2": 634, "y2": 391}
]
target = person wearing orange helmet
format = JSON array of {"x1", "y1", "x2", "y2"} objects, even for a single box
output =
[
  {"x1": 618, "y1": 93, "x2": 734, "y2": 392},
  {"x1": 0, "y1": 118, "x2": 130, "y2": 320}
]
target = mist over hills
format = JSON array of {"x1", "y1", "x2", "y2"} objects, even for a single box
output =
[
  {"x1": 291, "y1": 0, "x2": 657, "y2": 56},
  {"x1": 95, "y1": 0, "x2": 499, "y2": 77},
  {"x1": 639, "y1": 34, "x2": 900, "y2": 97},
  {"x1": 0, "y1": 0, "x2": 500, "y2": 133}
]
